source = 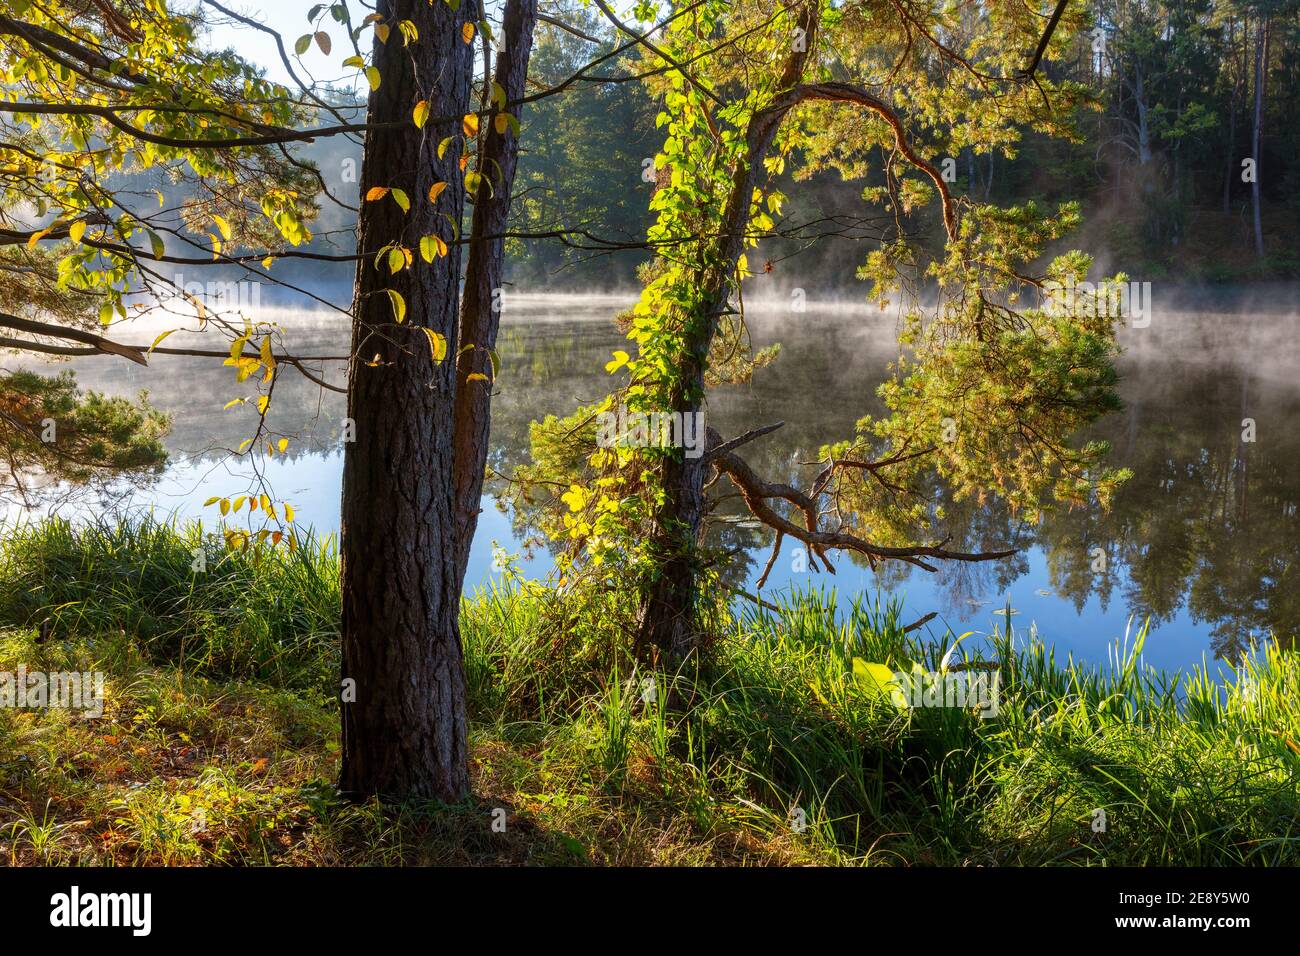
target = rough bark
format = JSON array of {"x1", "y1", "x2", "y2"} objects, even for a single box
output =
[
  {"x1": 452, "y1": 0, "x2": 538, "y2": 580},
  {"x1": 339, "y1": 0, "x2": 479, "y2": 802}
]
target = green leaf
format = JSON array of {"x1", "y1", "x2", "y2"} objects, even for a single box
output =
[
  {"x1": 851, "y1": 659, "x2": 897, "y2": 698},
  {"x1": 390, "y1": 188, "x2": 410, "y2": 213},
  {"x1": 294, "y1": 33, "x2": 312, "y2": 55},
  {"x1": 387, "y1": 288, "x2": 406, "y2": 323}
]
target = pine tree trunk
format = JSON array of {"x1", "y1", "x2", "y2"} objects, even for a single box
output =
[
  {"x1": 1223, "y1": 19, "x2": 1238, "y2": 216},
  {"x1": 453, "y1": 0, "x2": 537, "y2": 580},
  {"x1": 339, "y1": 0, "x2": 479, "y2": 802},
  {"x1": 1251, "y1": 17, "x2": 1268, "y2": 258},
  {"x1": 635, "y1": 382, "x2": 710, "y2": 661}
]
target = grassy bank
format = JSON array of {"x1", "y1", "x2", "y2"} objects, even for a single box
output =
[{"x1": 0, "y1": 518, "x2": 1296, "y2": 865}]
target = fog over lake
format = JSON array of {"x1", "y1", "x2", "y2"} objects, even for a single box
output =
[{"x1": 9, "y1": 288, "x2": 1300, "y2": 675}]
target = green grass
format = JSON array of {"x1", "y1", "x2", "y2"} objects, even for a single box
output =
[
  {"x1": 0, "y1": 516, "x2": 1295, "y2": 865},
  {"x1": 0, "y1": 516, "x2": 337, "y2": 690}
]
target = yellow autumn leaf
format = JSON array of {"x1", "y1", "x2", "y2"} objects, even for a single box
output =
[
  {"x1": 561, "y1": 485, "x2": 586, "y2": 512},
  {"x1": 428, "y1": 181, "x2": 447, "y2": 203},
  {"x1": 421, "y1": 328, "x2": 447, "y2": 363},
  {"x1": 413, "y1": 100, "x2": 430, "y2": 128},
  {"x1": 149, "y1": 328, "x2": 175, "y2": 354},
  {"x1": 462, "y1": 113, "x2": 479, "y2": 137},
  {"x1": 461, "y1": 22, "x2": 475, "y2": 43},
  {"x1": 235, "y1": 358, "x2": 261, "y2": 382},
  {"x1": 419, "y1": 234, "x2": 448, "y2": 262}
]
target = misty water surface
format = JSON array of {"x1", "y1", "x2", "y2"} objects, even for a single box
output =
[{"x1": 8, "y1": 289, "x2": 1300, "y2": 674}]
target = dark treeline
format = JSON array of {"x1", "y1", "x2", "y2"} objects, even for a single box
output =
[
  {"x1": 170, "y1": 0, "x2": 1300, "y2": 298},
  {"x1": 504, "y1": 0, "x2": 1300, "y2": 292}
]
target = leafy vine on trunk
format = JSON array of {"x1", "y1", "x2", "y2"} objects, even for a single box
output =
[{"x1": 513, "y1": 0, "x2": 1132, "y2": 663}]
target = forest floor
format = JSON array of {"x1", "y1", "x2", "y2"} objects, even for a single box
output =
[{"x1": 0, "y1": 518, "x2": 1296, "y2": 866}]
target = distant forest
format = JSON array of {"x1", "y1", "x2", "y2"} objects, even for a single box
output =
[
  {"x1": 262, "y1": 0, "x2": 1300, "y2": 296},
  {"x1": 504, "y1": 0, "x2": 1300, "y2": 292}
]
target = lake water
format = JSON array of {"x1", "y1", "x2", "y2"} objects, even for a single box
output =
[{"x1": 9, "y1": 289, "x2": 1300, "y2": 675}]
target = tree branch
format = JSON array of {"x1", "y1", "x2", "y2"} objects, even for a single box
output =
[{"x1": 706, "y1": 428, "x2": 1015, "y2": 573}]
